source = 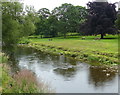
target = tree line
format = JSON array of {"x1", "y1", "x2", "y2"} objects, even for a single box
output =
[
  {"x1": 2, "y1": 1, "x2": 120, "y2": 46},
  {"x1": 35, "y1": 3, "x2": 87, "y2": 38}
]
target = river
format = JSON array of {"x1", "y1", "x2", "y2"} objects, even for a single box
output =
[{"x1": 5, "y1": 46, "x2": 119, "y2": 93}]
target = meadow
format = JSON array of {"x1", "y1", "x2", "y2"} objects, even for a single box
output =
[{"x1": 22, "y1": 35, "x2": 119, "y2": 65}]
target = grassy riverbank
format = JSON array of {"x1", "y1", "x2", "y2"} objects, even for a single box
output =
[
  {"x1": 21, "y1": 35, "x2": 119, "y2": 65},
  {"x1": 0, "y1": 52, "x2": 53, "y2": 93},
  {"x1": 0, "y1": 52, "x2": 8, "y2": 93}
]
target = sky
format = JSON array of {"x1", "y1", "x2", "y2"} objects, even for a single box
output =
[{"x1": 22, "y1": 0, "x2": 120, "y2": 11}]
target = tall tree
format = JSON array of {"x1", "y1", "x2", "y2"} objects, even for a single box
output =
[
  {"x1": 2, "y1": 2, "x2": 24, "y2": 45},
  {"x1": 2, "y1": 1, "x2": 37, "y2": 45},
  {"x1": 52, "y1": 3, "x2": 73, "y2": 38},
  {"x1": 52, "y1": 3, "x2": 87, "y2": 38},
  {"x1": 38, "y1": 8, "x2": 50, "y2": 18},
  {"x1": 22, "y1": 6, "x2": 38, "y2": 36},
  {"x1": 115, "y1": 9, "x2": 120, "y2": 30},
  {"x1": 47, "y1": 15, "x2": 59, "y2": 37},
  {"x1": 35, "y1": 8, "x2": 51, "y2": 38},
  {"x1": 81, "y1": 2, "x2": 117, "y2": 39},
  {"x1": 35, "y1": 4, "x2": 87, "y2": 38}
]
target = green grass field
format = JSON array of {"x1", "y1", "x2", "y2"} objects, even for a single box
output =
[
  {"x1": 24, "y1": 35, "x2": 119, "y2": 65},
  {"x1": 28, "y1": 35, "x2": 118, "y2": 53}
]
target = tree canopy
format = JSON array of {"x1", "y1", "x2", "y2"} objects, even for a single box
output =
[
  {"x1": 2, "y1": 1, "x2": 38, "y2": 45},
  {"x1": 115, "y1": 9, "x2": 120, "y2": 31},
  {"x1": 2, "y1": 1, "x2": 118, "y2": 44},
  {"x1": 80, "y1": 2, "x2": 117, "y2": 39},
  {"x1": 35, "y1": 3, "x2": 87, "y2": 38}
]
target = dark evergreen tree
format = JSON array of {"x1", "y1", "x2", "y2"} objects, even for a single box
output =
[{"x1": 81, "y1": 2, "x2": 117, "y2": 39}]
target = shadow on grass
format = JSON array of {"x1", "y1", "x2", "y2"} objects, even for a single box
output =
[
  {"x1": 55, "y1": 36, "x2": 80, "y2": 39},
  {"x1": 101, "y1": 38, "x2": 118, "y2": 39}
]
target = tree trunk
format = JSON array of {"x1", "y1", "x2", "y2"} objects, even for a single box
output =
[
  {"x1": 41, "y1": 35, "x2": 42, "y2": 38},
  {"x1": 64, "y1": 33, "x2": 66, "y2": 38},
  {"x1": 101, "y1": 34, "x2": 104, "y2": 39}
]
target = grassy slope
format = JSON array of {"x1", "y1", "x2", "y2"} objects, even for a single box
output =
[{"x1": 25, "y1": 35, "x2": 118, "y2": 65}]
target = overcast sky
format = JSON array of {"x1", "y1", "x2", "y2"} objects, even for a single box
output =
[{"x1": 22, "y1": 0, "x2": 119, "y2": 11}]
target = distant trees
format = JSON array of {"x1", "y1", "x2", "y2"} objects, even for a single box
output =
[
  {"x1": 115, "y1": 9, "x2": 120, "y2": 31},
  {"x1": 52, "y1": 3, "x2": 87, "y2": 38},
  {"x1": 36, "y1": 8, "x2": 59, "y2": 38},
  {"x1": 35, "y1": 3, "x2": 87, "y2": 38},
  {"x1": 2, "y1": 1, "x2": 38, "y2": 45},
  {"x1": 2, "y1": 1, "x2": 118, "y2": 44},
  {"x1": 22, "y1": 6, "x2": 38, "y2": 36},
  {"x1": 47, "y1": 16, "x2": 59, "y2": 37},
  {"x1": 35, "y1": 8, "x2": 51, "y2": 38},
  {"x1": 81, "y1": 2, "x2": 117, "y2": 39}
]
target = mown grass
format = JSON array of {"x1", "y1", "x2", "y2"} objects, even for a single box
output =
[
  {"x1": 22, "y1": 34, "x2": 119, "y2": 65},
  {"x1": 28, "y1": 35, "x2": 118, "y2": 53}
]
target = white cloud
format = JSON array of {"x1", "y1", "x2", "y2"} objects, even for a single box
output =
[
  {"x1": 23, "y1": 0, "x2": 120, "y2": 11},
  {"x1": 118, "y1": 1, "x2": 120, "y2": 8}
]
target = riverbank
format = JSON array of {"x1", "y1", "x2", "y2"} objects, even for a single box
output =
[
  {"x1": 0, "y1": 52, "x2": 9, "y2": 93},
  {"x1": 21, "y1": 35, "x2": 119, "y2": 65},
  {"x1": 0, "y1": 52, "x2": 53, "y2": 93}
]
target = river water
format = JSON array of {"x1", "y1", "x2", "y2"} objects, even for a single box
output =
[{"x1": 6, "y1": 46, "x2": 119, "y2": 93}]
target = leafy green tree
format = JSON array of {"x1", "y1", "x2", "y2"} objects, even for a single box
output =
[
  {"x1": 35, "y1": 4, "x2": 87, "y2": 38},
  {"x1": 38, "y1": 8, "x2": 50, "y2": 18},
  {"x1": 52, "y1": 3, "x2": 73, "y2": 38},
  {"x1": 22, "y1": 6, "x2": 38, "y2": 37},
  {"x1": 35, "y1": 16, "x2": 44, "y2": 36},
  {"x1": 52, "y1": 3, "x2": 87, "y2": 38},
  {"x1": 115, "y1": 9, "x2": 120, "y2": 30},
  {"x1": 2, "y1": 1, "x2": 37, "y2": 45},
  {"x1": 2, "y1": 2, "x2": 24, "y2": 45},
  {"x1": 81, "y1": 2, "x2": 117, "y2": 39},
  {"x1": 66, "y1": 6, "x2": 87, "y2": 33},
  {"x1": 35, "y1": 8, "x2": 51, "y2": 38}
]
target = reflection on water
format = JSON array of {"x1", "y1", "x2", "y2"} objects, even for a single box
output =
[
  {"x1": 54, "y1": 67, "x2": 77, "y2": 79},
  {"x1": 89, "y1": 66, "x2": 117, "y2": 87},
  {"x1": 3, "y1": 46, "x2": 118, "y2": 93}
]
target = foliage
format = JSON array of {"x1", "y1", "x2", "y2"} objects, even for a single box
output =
[
  {"x1": 35, "y1": 3, "x2": 87, "y2": 38},
  {"x1": 2, "y1": 66, "x2": 39, "y2": 93},
  {"x1": 2, "y1": 1, "x2": 37, "y2": 46},
  {"x1": 81, "y1": 2, "x2": 117, "y2": 39},
  {"x1": 38, "y1": 8, "x2": 51, "y2": 18},
  {"x1": 2, "y1": 2, "x2": 23, "y2": 45},
  {"x1": 115, "y1": 13, "x2": 120, "y2": 30},
  {"x1": 0, "y1": 53, "x2": 8, "y2": 63},
  {"x1": 52, "y1": 3, "x2": 87, "y2": 38}
]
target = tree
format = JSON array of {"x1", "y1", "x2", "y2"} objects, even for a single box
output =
[
  {"x1": 35, "y1": 4, "x2": 87, "y2": 38},
  {"x1": 115, "y1": 9, "x2": 120, "y2": 30},
  {"x1": 2, "y1": 2, "x2": 24, "y2": 45},
  {"x1": 52, "y1": 3, "x2": 74, "y2": 38},
  {"x1": 66, "y1": 6, "x2": 87, "y2": 33},
  {"x1": 2, "y1": 1, "x2": 37, "y2": 45},
  {"x1": 35, "y1": 8, "x2": 51, "y2": 38},
  {"x1": 47, "y1": 15, "x2": 59, "y2": 37},
  {"x1": 81, "y1": 2, "x2": 117, "y2": 39},
  {"x1": 22, "y1": 6, "x2": 38, "y2": 36},
  {"x1": 52, "y1": 3, "x2": 87, "y2": 38},
  {"x1": 38, "y1": 8, "x2": 50, "y2": 18}
]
